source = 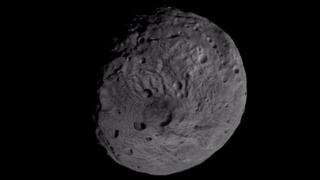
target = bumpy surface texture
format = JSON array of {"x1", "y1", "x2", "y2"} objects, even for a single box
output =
[{"x1": 97, "y1": 7, "x2": 247, "y2": 175}]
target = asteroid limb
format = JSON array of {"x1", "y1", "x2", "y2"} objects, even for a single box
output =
[{"x1": 96, "y1": 7, "x2": 247, "y2": 175}]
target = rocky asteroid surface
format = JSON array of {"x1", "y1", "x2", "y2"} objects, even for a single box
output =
[{"x1": 96, "y1": 7, "x2": 247, "y2": 175}]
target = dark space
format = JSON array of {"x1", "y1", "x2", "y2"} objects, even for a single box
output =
[{"x1": 23, "y1": 0, "x2": 312, "y2": 178}]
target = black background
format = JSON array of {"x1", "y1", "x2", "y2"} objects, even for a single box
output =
[{"x1": 13, "y1": 0, "x2": 314, "y2": 178}]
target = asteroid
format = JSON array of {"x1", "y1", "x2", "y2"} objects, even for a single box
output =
[{"x1": 96, "y1": 6, "x2": 247, "y2": 175}]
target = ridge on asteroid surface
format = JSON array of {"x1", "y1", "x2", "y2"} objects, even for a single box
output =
[{"x1": 96, "y1": 7, "x2": 247, "y2": 175}]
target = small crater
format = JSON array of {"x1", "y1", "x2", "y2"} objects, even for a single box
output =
[
  {"x1": 166, "y1": 34, "x2": 180, "y2": 39},
  {"x1": 199, "y1": 55, "x2": 208, "y2": 64},
  {"x1": 138, "y1": 37, "x2": 145, "y2": 44},
  {"x1": 173, "y1": 81, "x2": 182, "y2": 91},
  {"x1": 221, "y1": 60, "x2": 228, "y2": 66},
  {"x1": 222, "y1": 76, "x2": 228, "y2": 83},
  {"x1": 206, "y1": 37, "x2": 213, "y2": 43},
  {"x1": 124, "y1": 148, "x2": 133, "y2": 155},
  {"x1": 233, "y1": 68, "x2": 240, "y2": 74},
  {"x1": 141, "y1": 58, "x2": 146, "y2": 64},
  {"x1": 143, "y1": 89, "x2": 153, "y2": 98},
  {"x1": 114, "y1": 129, "x2": 119, "y2": 138},
  {"x1": 160, "y1": 113, "x2": 173, "y2": 127},
  {"x1": 193, "y1": 124, "x2": 213, "y2": 131},
  {"x1": 195, "y1": 102, "x2": 204, "y2": 112},
  {"x1": 109, "y1": 145, "x2": 114, "y2": 152},
  {"x1": 146, "y1": 137, "x2": 152, "y2": 141},
  {"x1": 134, "y1": 121, "x2": 147, "y2": 131},
  {"x1": 225, "y1": 119, "x2": 232, "y2": 124}
]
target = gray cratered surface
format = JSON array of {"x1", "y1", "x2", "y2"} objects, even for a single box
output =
[{"x1": 96, "y1": 7, "x2": 247, "y2": 175}]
